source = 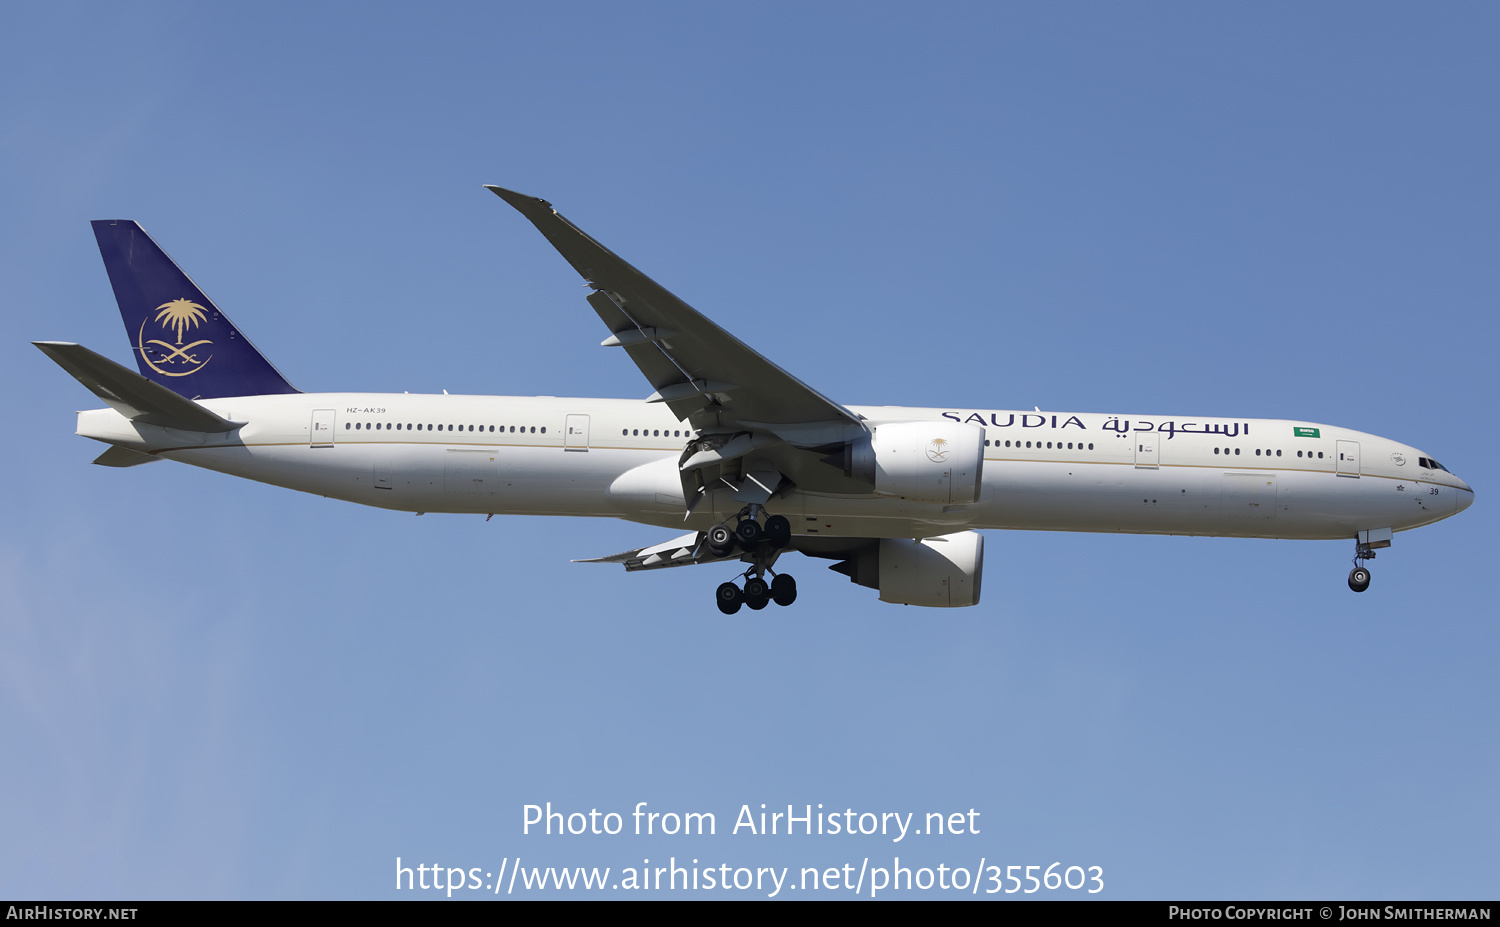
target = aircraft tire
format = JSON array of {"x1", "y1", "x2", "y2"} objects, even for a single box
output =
[
  {"x1": 708, "y1": 524, "x2": 735, "y2": 552},
  {"x1": 771, "y1": 573, "x2": 797, "y2": 606},
  {"x1": 1348, "y1": 567, "x2": 1371, "y2": 593},
  {"x1": 744, "y1": 577, "x2": 770, "y2": 610},
  {"x1": 716, "y1": 582, "x2": 744, "y2": 614},
  {"x1": 765, "y1": 515, "x2": 792, "y2": 548},
  {"x1": 735, "y1": 519, "x2": 764, "y2": 546}
]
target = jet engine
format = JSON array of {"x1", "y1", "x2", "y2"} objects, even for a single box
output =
[
  {"x1": 838, "y1": 421, "x2": 985, "y2": 504},
  {"x1": 831, "y1": 531, "x2": 984, "y2": 607}
]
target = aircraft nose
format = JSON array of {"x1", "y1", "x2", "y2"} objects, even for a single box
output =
[{"x1": 1455, "y1": 484, "x2": 1474, "y2": 514}]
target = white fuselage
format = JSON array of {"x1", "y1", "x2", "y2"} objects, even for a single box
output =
[{"x1": 75, "y1": 394, "x2": 1474, "y2": 543}]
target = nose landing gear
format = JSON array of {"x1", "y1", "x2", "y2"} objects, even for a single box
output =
[{"x1": 1348, "y1": 538, "x2": 1377, "y2": 593}]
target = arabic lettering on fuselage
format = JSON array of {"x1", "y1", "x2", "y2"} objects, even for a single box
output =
[{"x1": 941, "y1": 411, "x2": 1250, "y2": 439}]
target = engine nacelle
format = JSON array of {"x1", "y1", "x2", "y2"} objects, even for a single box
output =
[
  {"x1": 849, "y1": 421, "x2": 984, "y2": 504},
  {"x1": 836, "y1": 531, "x2": 985, "y2": 607}
]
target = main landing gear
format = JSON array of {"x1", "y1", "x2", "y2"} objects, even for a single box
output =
[
  {"x1": 711, "y1": 508, "x2": 796, "y2": 614},
  {"x1": 1348, "y1": 538, "x2": 1376, "y2": 593},
  {"x1": 716, "y1": 573, "x2": 797, "y2": 614}
]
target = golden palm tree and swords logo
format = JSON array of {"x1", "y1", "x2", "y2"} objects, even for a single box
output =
[
  {"x1": 926, "y1": 437, "x2": 950, "y2": 463},
  {"x1": 137, "y1": 298, "x2": 213, "y2": 376}
]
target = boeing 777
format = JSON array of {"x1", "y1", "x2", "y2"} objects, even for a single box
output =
[{"x1": 37, "y1": 186, "x2": 1474, "y2": 613}]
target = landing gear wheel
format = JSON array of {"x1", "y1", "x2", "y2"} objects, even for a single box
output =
[
  {"x1": 1348, "y1": 567, "x2": 1371, "y2": 593},
  {"x1": 764, "y1": 515, "x2": 791, "y2": 548},
  {"x1": 716, "y1": 582, "x2": 743, "y2": 614},
  {"x1": 707, "y1": 524, "x2": 735, "y2": 557},
  {"x1": 735, "y1": 519, "x2": 764, "y2": 546},
  {"x1": 771, "y1": 573, "x2": 797, "y2": 607},
  {"x1": 744, "y1": 576, "x2": 770, "y2": 610}
]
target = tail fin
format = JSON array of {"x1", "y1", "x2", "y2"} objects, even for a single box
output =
[{"x1": 91, "y1": 220, "x2": 299, "y2": 399}]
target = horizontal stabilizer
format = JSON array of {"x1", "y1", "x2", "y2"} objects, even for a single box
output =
[
  {"x1": 34, "y1": 342, "x2": 242, "y2": 433},
  {"x1": 92, "y1": 446, "x2": 162, "y2": 468}
]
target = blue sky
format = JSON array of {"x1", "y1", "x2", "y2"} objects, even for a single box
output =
[{"x1": 2, "y1": 2, "x2": 1496, "y2": 900}]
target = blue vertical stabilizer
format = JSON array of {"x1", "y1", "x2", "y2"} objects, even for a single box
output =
[{"x1": 91, "y1": 220, "x2": 299, "y2": 399}]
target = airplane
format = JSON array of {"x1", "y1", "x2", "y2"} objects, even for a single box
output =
[{"x1": 37, "y1": 186, "x2": 1474, "y2": 614}]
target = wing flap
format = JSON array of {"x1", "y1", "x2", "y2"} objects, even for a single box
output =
[{"x1": 575, "y1": 530, "x2": 715, "y2": 571}]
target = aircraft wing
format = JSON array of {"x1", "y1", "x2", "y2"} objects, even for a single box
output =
[{"x1": 486, "y1": 186, "x2": 863, "y2": 438}]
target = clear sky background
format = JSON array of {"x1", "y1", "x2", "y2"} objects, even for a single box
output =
[{"x1": 2, "y1": 2, "x2": 1495, "y2": 900}]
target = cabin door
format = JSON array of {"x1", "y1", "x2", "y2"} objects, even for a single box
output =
[
  {"x1": 1134, "y1": 433, "x2": 1159, "y2": 469},
  {"x1": 1336, "y1": 440, "x2": 1361, "y2": 478},
  {"x1": 565, "y1": 414, "x2": 591, "y2": 451},
  {"x1": 311, "y1": 409, "x2": 336, "y2": 447}
]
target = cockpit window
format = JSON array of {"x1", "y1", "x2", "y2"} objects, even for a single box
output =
[{"x1": 1420, "y1": 457, "x2": 1451, "y2": 473}]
